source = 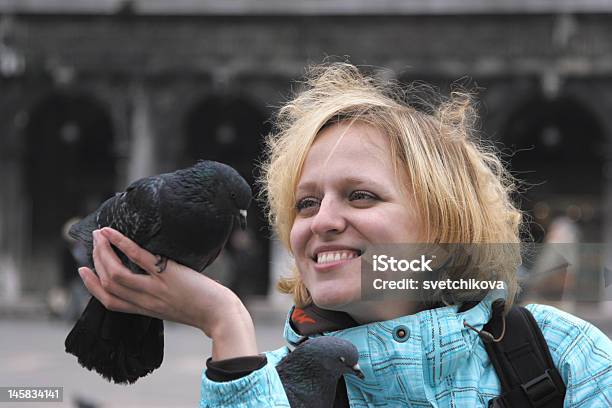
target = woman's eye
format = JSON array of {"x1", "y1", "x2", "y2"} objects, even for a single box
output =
[
  {"x1": 350, "y1": 190, "x2": 377, "y2": 201},
  {"x1": 295, "y1": 197, "x2": 320, "y2": 212}
]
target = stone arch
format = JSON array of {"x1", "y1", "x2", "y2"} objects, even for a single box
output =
[
  {"x1": 23, "y1": 90, "x2": 116, "y2": 290},
  {"x1": 503, "y1": 94, "x2": 606, "y2": 243}
]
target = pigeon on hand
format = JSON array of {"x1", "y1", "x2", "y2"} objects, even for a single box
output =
[
  {"x1": 65, "y1": 160, "x2": 251, "y2": 384},
  {"x1": 276, "y1": 336, "x2": 364, "y2": 408}
]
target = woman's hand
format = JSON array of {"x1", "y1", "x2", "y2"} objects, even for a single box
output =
[{"x1": 78, "y1": 227, "x2": 258, "y2": 360}]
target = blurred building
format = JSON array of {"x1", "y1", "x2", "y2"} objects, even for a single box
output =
[{"x1": 1, "y1": 0, "x2": 612, "y2": 302}]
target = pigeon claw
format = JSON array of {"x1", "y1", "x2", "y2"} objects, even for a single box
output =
[{"x1": 155, "y1": 255, "x2": 168, "y2": 273}]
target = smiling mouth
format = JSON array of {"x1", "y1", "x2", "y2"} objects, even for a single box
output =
[{"x1": 314, "y1": 250, "x2": 363, "y2": 264}]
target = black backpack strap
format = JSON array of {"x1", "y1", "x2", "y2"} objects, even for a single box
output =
[{"x1": 483, "y1": 303, "x2": 566, "y2": 408}]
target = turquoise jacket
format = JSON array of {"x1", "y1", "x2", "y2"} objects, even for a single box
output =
[{"x1": 200, "y1": 291, "x2": 612, "y2": 407}]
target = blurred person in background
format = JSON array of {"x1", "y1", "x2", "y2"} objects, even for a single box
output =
[
  {"x1": 525, "y1": 215, "x2": 580, "y2": 311},
  {"x1": 47, "y1": 217, "x2": 89, "y2": 321}
]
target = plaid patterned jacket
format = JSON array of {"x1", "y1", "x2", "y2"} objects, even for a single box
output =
[{"x1": 200, "y1": 291, "x2": 612, "y2": 407}]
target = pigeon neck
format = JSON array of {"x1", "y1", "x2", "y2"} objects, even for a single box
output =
[{"x1": 278, "y1": 363, "x2": 339, "y2": 407}]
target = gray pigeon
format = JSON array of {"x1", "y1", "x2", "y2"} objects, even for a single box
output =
[
  {"x1": 65, "y1": 160, "x2": 251, "y2": 384},
  {"x1": 276, "y1": 336, "x2": 364, "y2": 408}
]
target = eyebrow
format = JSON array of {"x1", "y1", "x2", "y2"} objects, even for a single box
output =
[{"x1": 296, "y1": 176, "x2": 391, "y2": 194}]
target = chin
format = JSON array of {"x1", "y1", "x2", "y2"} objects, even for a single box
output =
[{"x1": 311, "y1": 288, "x2": 360, "y2": 311}]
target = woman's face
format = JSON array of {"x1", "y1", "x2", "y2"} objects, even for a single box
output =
[{"x1": 290, "y1": 121, "x2": 423, "y2": 322}]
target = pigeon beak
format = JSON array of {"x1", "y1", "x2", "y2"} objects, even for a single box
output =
[
  {"x1": 239, "y1": 209, "x2": 247, "y2": 230},
  {"x1": 351, "y1": 363, "x2": 365, "y2": 379}
]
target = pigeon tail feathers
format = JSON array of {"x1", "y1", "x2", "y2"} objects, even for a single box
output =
[{"x1": 65, "y1": 297, "x2": 164, "y2": 384}]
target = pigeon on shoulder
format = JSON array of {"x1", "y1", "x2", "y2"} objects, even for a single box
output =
[
  {"x1": 276, "y1": 336, "x2": 364, "y2": 408},
  {"x1": 65, "y1": 160, "x2": 251, "y2": 384}
]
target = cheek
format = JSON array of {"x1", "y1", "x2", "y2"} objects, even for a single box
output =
[
  {"x1": 354, "y1": 211, "x2": 396, "y2": 237},
  {"x1": 356, "y1": 208, "x2": 420, "y2": 242},
  {"x1": 289, "y1": 219, "x2": 310, "y2": 255}
]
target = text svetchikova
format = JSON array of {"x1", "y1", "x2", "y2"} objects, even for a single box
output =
[{"x1": 370, "y1": 254, "x2": 505, "y2": 291}]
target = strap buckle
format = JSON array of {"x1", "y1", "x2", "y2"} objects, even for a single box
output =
[{"x1": 521, "y1": 369, "x2": 562, "y2": 407}]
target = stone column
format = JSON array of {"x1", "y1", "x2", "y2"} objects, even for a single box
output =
[
  {"x1": 127, "y1": 82, "x2": 155, "y2": 182},
  {"x1": 0, "y1": 160, "x2": 22, "y2": 304}
]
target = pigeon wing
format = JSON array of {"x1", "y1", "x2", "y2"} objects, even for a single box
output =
[
  {"x1": 68, "y1": 195, "x2": 119, "y2": 266},
  {"x1": 100, "y1": 176, "x2": 164, "y2": 244},
  {"x1": 69, "y1": 207, "x2": 102, "y2": 251},
  {"x1": 69, "y1": 176, "x2": 164, "y2": 269}
]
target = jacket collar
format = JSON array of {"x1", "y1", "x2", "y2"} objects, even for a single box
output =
[
  {"x1": 283, "y1": 289, "x2": 505, "y2": 386},
  {"x1": 286, "y1": 304, "x2": 358, "y2": 341}
]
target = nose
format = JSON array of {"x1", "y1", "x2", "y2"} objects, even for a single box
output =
[{"x1": 310, "y1": 195, "x2": 347, "y2": 236}]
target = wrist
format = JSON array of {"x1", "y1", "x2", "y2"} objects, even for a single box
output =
[
  {"x1": 196, "y1": 286, "x2": 244, "y2": 335},
  {"x1": 208, "y1": 298, "x2": 258, "y2": 361}
]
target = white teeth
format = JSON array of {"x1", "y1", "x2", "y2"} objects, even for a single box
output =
[{"x1": 316, "y1": 250, "x2": 360, "y2": 264}]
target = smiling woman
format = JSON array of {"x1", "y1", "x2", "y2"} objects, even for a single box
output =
[
  {"x1": 81, "y1": 62, "x2": 612, "y2": 408},
  {"x1": 261, "y1": 63, "x2": 523, "y2": 316},
  {"x1": 288, "y1": 121, "x2": 425, "y2": 322}
]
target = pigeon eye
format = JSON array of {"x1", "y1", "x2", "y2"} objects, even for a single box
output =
[
  {"x1": 230, "y1": 192, "x2": 237, "y2": 200},
  {"x1": 339, "y1": 356, "x2": 345, "y2": 363}
]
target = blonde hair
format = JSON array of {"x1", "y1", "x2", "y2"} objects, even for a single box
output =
[{"x1": 257, "y1": 63, "x2": 523, "y2": 310}]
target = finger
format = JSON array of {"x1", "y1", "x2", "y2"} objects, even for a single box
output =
[
  {"x1": 78, "y1": 266, "x2": 129, "y2": 310},
  {"x1": 92, "y1": 230, "x2": 159, "y2": 293},
  {"x1": 84, "y1": 265, "x2": 166, "y2": 315},
  {"x1": 92, "y1": 229, "x2": 128, "y2": 290},
  {"x1": 91, "y1": 230, "x2": 111, "y2": 282},
  {"x1": 100, "y1": 227, "x2": 160, "y2": 276},
  {"x1": 78, "y1": 267, "x2": 161, "y2": 318}
]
